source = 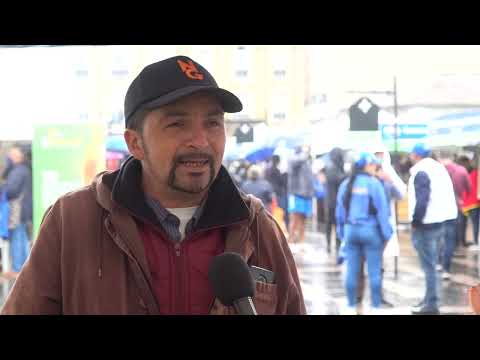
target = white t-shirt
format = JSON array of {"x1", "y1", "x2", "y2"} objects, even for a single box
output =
[{"x1": 165, "y1": 206, "x2": 198, "y2": 241}]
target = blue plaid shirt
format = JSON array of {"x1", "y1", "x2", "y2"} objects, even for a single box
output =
[{"x1": 145, "y1": 195, "x2": 205, "y2": 242}]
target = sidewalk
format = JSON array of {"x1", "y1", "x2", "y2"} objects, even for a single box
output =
[{"x1": 291, "y1": 226, "x2": 477, "y2": 315}]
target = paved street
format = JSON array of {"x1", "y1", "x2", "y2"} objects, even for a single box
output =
[{"x1": 294, "y1": 225, "x2": 478, "y2": 315}]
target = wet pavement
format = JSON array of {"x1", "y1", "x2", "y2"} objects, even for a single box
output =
[
  {"x1": 293, "y1": 224, "x2": 478, "y2": 315},
  {"x1": 0, "y1": 224, "x2": 478, "y2": 315}
]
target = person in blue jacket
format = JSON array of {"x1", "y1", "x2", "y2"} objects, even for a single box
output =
[{"x1": 336, "y1": 152, "x2": 393, "y2": 314}]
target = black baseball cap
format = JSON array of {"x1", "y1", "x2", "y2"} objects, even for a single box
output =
[{"x1": 124, "y1": 55, "x2": 243, "y2": 126}]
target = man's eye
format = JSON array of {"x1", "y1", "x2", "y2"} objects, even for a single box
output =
[
  {"x1": 166, "y1": 122, "x2": 182, "y2": 128},
  {"x1": 208, "y1": 118, "x2": 224, "y2": 127}
]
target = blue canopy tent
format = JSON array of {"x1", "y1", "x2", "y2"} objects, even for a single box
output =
[
  {"x1": 106, "y1": 134, "x2": 129, "y2": 153},
  {"x1": 429, "y1": 110, "x2": 480, "y2": 147}
]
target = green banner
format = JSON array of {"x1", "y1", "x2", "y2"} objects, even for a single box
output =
[{"x1": 32, "y1": 122, "x2": 106, "y2": 239}]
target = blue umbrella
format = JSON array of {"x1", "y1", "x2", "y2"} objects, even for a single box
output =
[
  {"x1": 270, "y1": 133, "x2": 310, "y2": 151},
  {"x1": 106, "y1": 135, "x2": 129, "y2": 153},
  {"x1": 245, "y1": 146, "x2": 276, "y2": 163}
]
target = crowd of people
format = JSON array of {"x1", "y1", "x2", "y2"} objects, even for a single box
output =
[
  {"x1": 227, "y1": 145, "x2": 320, "y2": 247},
  {"x1": 228, "y1": 140, "x2": 480, "y2": 315}
]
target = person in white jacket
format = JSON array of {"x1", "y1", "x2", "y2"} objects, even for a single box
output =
[{"x1": 408, "y1": 143, "x2": 457, "y2": 315}]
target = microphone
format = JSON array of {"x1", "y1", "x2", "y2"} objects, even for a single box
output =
[{"x1": 208, "y1": 252, "x2": 258, "y2": 315}]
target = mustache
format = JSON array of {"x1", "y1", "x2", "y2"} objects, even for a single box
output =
[{"x1": 174, "y1": 153, "x2": 214, "y2": 163}]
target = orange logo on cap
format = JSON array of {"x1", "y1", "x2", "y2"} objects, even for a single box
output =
[{"x1": 177, "y1": 59, "x2": 204, "y2": 80}]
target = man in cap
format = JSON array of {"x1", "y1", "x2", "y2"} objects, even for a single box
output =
[
  {"x1": 408, "y1": 143, "x2": 457, "y2": 315},
  {"x1": 1, "y1": 56, "x2": 305, "y2": 315}
]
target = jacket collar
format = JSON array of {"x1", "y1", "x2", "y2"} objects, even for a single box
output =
[
  {"x1": 98, "y1": 156, "x2": 251, "y2": 231},
  {"x1": 410, "y1": 157, "x2": 433, "y2": 176}
]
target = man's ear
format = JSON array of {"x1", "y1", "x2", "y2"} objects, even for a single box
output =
[{"x1": 124, "y1": 129, "x2": 145, "y2": 161}]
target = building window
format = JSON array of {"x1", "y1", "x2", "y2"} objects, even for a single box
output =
[
  {"x1": 64, "y1": 46, "x2": 90, "y2": 120},
  {"x1": 306, "y1": 94, "x2": 327, "y2": 105},
  {"x1": 112, "y1": 69, "x2": 128, "y2": 77},
  {"x1": 270, "y1": 46, "x2": 289, "y2": 79},
  {"x1": 111, "y1": 46, "x2": 131, "y2": 78},
  {"x1": 235, "y1": 70, "x2": 248, "y2": 77},
  {"x1": 235, "y1": 46, "x2": 251, "y2": 80},
  {"x1": 71, "y1": 46, "x2": 89, "y2": 78},
  {"x1": 75, "y1": 69, "x2": 89, "y2": 77},
  {"x1": 269, "y1": 93, "x2": 289, "y2": 122}
]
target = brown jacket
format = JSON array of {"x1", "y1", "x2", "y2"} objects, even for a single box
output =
[{"x1": 1, "y1": 159, "x2": 306, "y2": 315}]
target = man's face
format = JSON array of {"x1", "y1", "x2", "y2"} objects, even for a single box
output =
[
  {"x1": 8, "y1": 148, "x2": 24, "y2": 164},
  {"x1": 365, "y1": 163, "x2": 377, "y2": 176},
  {"x1": 409, "y1": 153, "x2": 420, "y2": 164},
  {"x1": 125, "y1": 92, "x2": 226, "y2": 199}
]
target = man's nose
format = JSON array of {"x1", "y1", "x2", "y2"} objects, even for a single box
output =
[{"x1": 187, "y1": 127, "x2": 209, "y2": 149}]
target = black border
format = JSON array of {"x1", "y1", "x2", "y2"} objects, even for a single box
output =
[
  {"x1": 1, "y1": 5, "x2": 479, "y2": 44},
  {"x1": 1, "y1": 5, "x2": 479, "y2": 349}
]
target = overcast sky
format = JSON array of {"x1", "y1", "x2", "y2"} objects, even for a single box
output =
[{"x1": 309, "y1": 45, "x2": 480, "y2": 90}]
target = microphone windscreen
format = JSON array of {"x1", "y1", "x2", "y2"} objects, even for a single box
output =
[{"x1": 208, "y1": 252, "x2": 255, "y2": 306}]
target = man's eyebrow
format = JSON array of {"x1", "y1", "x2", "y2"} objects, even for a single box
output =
[
  {"x1": 164, "y1": 111, "x2": 188, "y2": 117},
  {"x1": 208, "y1": 110, "x2": 225, "y2": 116}
]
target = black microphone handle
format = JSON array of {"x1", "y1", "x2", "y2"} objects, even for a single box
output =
[{"x1": 233, "y1": 297, "x2": 258, "y2": 315}]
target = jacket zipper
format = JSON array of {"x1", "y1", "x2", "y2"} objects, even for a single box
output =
[{"x1": 174, "y1": 241, "x2": 186, "y2": 314}]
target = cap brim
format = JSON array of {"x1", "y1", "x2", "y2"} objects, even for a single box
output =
[{"x1": 141, "y1": 86, "x2": 243, "y2": 114}]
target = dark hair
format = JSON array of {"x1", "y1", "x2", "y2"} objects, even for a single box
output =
[
  {"x1": 126, "y1": 109, "x2": 148, "y2": 133},
  {"x1": 457, "y1": 155, "x2": 473, "y2": 172},
  {"x1": 343, "y1": 167, "x2": 360, "y2": 218},
  {"x1": 271, "y1": 155, "x2": 280, "y2": 165}
]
